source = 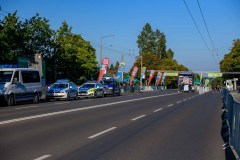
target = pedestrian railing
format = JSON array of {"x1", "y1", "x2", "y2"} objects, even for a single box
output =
[{"x1": 222, "y1": 88, "x2": 240, "y2": 158}]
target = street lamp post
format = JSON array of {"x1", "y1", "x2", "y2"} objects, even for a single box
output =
[{"x1": 100, "y1": 35, "x2": 115, "y2": 64}]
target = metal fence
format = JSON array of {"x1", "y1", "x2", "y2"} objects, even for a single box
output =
[
  {"x1": 222, "y1": 88, "x2": 240, "y2": 158},
  {"x1": 120, "y1": 86, "x2": 165, "y2": 93}
]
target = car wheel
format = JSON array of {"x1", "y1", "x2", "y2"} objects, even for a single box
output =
[
  {"x1": 33, "y1": 93, "x2": 39, "y2": 104},
  {"x1": 94, "y1": 91, "x2": 98, "y2": 98},
  {"x1": 74, "y1": 93, "x2": 78, "y2": 100},
  {"x1": 8, "y1": 94, "x2": 15, "y2": 106}
]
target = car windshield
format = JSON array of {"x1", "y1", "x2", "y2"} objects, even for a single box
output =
[
  {"x1": 0, "y1": 71, "x2": 13, "y2": 83},
  {"x1": 51, "y1": 83, "x2": 68, "y2": 89},
  {"x1": 81, "y1": 84, "x2": 95, "y2": 88},
  {"x1": 101, "y1": 79, "x2": 113, "y2": 85}
]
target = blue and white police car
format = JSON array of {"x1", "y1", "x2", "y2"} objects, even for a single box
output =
[{"x1": 46, "y1": 79, "x2": 78, "y2": 101}]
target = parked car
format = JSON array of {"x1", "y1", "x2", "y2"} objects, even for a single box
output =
[
  {"x1": 78, "y1": 82, "x2": 105, "y2": 98},
  {"x1": 46, "y1": 79, "x2": 78, "y2": 101},
  {"x1": 100, "y1": 77, "x2": 120, "y2": 96},
  {"x1": 0, "y1": 68, "x2": 43, "y2": 106}
]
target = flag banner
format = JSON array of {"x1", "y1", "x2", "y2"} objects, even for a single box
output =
[
  {"x1": 141, "y1": 67, "x2": 146, "y2": 79},
  {"x1": 130, "y1": 66, "x2": 138, "y2": 86},
  {"x1": 162, "y1": 73, "x2": 166, "y2": 85},
  {"x1": 98, "y1": 57, "x2": 110, "y2": 81},
  {"x1": 148, "y1": 70, "x2": 155, "y2": 86},
  {"x1": 116, "y1": 62, "x2": 126, "y2": 82},
  {"x1": 155, "y1": 72, "x2": 163, "y2": 86}
]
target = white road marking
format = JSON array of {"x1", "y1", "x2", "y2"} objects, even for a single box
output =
[
  {"x1": 188, "y1": 98, "x2": 191, "y2": 100},
  {"x1": 177, "y1": 101, "x2": 182, "y2": 103},
  {"x1": 168, "y1": 104, "x2": 174, "y2": 107},
  {"x1": 88, "y1": 127, "x2": 117, "y2": 139},
  {"x1": 0, "y1": 92, "x2": 178, "y2": 125},
  {"x1": 54, "y1": 102, "x2": 70, "y2": 105},
  {"x1": 132, "y1": 115, "x2": 146, "y2": 121},
  {"x1": 15, "y1": 106, "x2": 39, "y2": 110},
  {"x1": 154, "y1": 108, "x2": 163, "y2": 112},
  {"x1": 33, "y1": 155, "x2": 51, "y2": 160},
  {"x1": 82, "y1": 99, "x2": 92, "y2": 102},
  {"x1": 183, "y1": 99, "x2": 187, "y2": 101}
]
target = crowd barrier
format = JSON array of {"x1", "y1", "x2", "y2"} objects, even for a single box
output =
[{"x1": 222, "y1": 88, "x2": 240, "y2": 159}]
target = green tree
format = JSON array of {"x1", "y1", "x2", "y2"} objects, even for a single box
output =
[
  {"x1": 114, "y1": 61, "x2": 120, "y2": 71},
  {"x1": 109, "y1": 64, "x2": 114, "y2": 70},
  {"x1": 54, "y1": 21, "x2": 98, "y2": 83},
  {"x1": 155, "y1": 29, "x2": 167, "y2": 59},
  {"x1": 166, "y1": 48, "x2": 174, "y2": 59},
  {"x1": 220, "y1": 39, "x2": 240, "y2": 80},
  {"x1": 0, "y1": 12, "x2": 23, "y2": 64},
  {"x1": 21, "y1": 13, "x2": 53, "y2": 59},
  {"x1": 137, "y1": 23, "x2": 155, "y2": 55}
]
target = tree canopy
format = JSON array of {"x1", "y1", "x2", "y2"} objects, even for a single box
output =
[{"x1": 0, "y1": 12, "x2": 98, "y2": 84}]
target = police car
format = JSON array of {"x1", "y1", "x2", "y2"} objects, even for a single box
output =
[
  {"x1": 78, "y1": 82, "x2": 105, "y2": 98},
  {"x1": 46, "y1": 79, "x2": 78, "y2": 101}
]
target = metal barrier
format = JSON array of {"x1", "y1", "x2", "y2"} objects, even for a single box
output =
[
  {"x1": 120, "y1": 86, "x2": 165, "y2": 93},
  {"x1": 222, "y1": 88, "x2": 240, "y2": 158}
]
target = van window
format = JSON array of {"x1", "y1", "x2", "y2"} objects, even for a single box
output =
[
  {"x1": 0, "y1": 71, "x2": 13, "y2": 83},
  {"x1": 21, "y1": 71, "x2": 40, "y2": 83}
]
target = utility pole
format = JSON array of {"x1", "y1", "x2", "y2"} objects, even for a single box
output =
[
  {"x1": 100, "y1": 35, "x2": 115, "y2": 64},
  {"x1": 54, "y1": 36, "x2": 57, "y2": 81}
]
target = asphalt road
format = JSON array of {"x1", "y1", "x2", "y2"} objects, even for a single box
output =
[{"x1": 0, "y1": 90, "x2": 224, "y2": 160}]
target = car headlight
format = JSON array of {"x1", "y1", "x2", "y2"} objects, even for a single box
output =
[{"x1": 60, "y1": 90, "x2": 66, "y2": 93}]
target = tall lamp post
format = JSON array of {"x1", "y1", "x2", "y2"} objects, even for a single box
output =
[{"x1": 100, "y1": 35, "x2": 115, "y2": 64}]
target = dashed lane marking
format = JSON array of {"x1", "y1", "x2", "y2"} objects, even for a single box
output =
[
  {"x1": 88, "y1": 127, "x2": 117, "y2": 139},
  {"x1": 132, "y1": 115, "x2": 146, "y2": 121},
  {"x1": 154, "y1": 108, "x2": 163, "y2": 112},
  {"x1": 33, "y1": 155, "x2": 51, "y2": 160}
]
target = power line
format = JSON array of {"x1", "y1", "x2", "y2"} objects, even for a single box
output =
[
  {"x1": 182, "y1": 0, "x2": 216, "y2": 60},
  {"x1": 197, "y1": 0, "x2": 219, "y2": 60}
]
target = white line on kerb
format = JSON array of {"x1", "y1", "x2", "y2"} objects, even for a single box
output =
[
  {"x1": 0, "y1": 92, "x2": 178, "y2": 125},
  {"x1": 154, "y1": 108, "x2": 163, "y2": 112},
  {"x1": 168, "y1": 104, "x2": 173, "y2": 107},
  {"x1": 33, "y1": 155, "x2": 51, "y2": 160},
  {"x1": 15, "y1": 106, "x2": 39, "y2": 110},
  {"x1": 88, "y1": 127, "x2": 117, "y2": 139},
  {"x1": 177, "y1": 101, "x2": 182, "y2": 103},
  {"x1": 132, "y1": 115, "x2": 146, "y2": 121}
]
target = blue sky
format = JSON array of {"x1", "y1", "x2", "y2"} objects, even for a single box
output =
[{"x1": 0, "y1": 0, "x2": 239, "y2": 72}]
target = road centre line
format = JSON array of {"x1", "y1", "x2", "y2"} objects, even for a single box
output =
[
  {"x1": 177, "y1": 101, "x2": 182, "y2": 103},
  {"x1": 132, "y1": 115, "x2": 146, "y2": 121},
  {"x1": 154, "y1": 108, "x2": 163, "y2": 112},
  {"x1": 88, "y1": 127, "x2": 117, "y2": 139},
  {"x1": 33, "y1": 155, "x2": 51, "y2": 160},
  {"x1": 15, "y1": 106, "x2": 39, "y2": 110},
  {"x1": 0, "y1": 93, "x2": 178, "y2": 125},
  {"x1": 168, "y1": 104, "x2": 174, "y2": 107}
]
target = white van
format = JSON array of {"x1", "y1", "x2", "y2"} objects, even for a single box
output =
[{"x1": 0, "y1": 68, "x2": 43, "y2": 106}]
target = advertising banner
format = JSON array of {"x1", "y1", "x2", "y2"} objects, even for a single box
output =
[
  {"x1": 155, "y1": 72, "x2": 163, "y2": 86},
  {"x1": 98, "y1": 57, "x2": 110, "y2": 81},
  {"x1": 208, "y1": 72, "x2": 222, "y2": 77},
  {"x1": 165, "y1": 72, "x2": 178, "y2": 77},
  {"x1": 116, "y1": 62, "x2": 126, "y2": 82},
  {"x1": 147, "y1": 70, "x2": 155, "y2": 86},
  {"x1": 141, "y1": 67, "x2": 147, "y2": 79},
  {"x1": 130, "y1": 66, "x2": 138, "y2": 86}
]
